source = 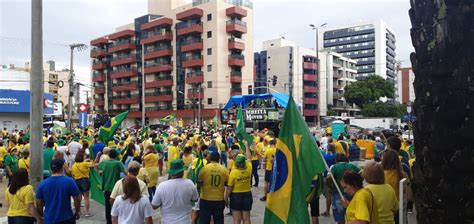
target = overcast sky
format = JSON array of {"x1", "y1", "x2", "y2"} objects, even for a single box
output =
[{"x1": 1, "y1": 0, "x2": 413, "y2": 86}]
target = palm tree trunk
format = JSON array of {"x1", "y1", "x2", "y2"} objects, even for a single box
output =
[{"x1": 409, "y1": 0, "x2": 474, "y2": 223}]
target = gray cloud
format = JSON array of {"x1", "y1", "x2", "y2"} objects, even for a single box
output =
[{"x1": 1, "y1": 0, "x2": 413, "y2": 84}]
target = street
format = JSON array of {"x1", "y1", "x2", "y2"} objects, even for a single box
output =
[{"x1": 0, "y1": 168, "x2": 417, "y2": 224}]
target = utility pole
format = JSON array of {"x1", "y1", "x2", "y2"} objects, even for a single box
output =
[
  {"x1": 67, "y1": 43, "x2": 87, "y2": 131},
  {"x1": 197, "y1": 83, "x2": 202, "y2": 130},
  {"x1": 30, "y1": 0, "x2": 43, "y2": 189},
  {"x1": 141, "y1": 44, "x2": 145, "y2": 127}
]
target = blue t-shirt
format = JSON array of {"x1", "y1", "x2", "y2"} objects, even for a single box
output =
[
  {"x1": 36, "y1": 176, "x2": 80, "y2": 223},
  {"x1": 208, "y1": 145, "x2": 218, "y2": 154},
  {"x1": 92, "y1": 142, "x2": 105, "y2": 158},
  {"x1": 323, "y1": 152, "x2": 336, "y2": 177}
]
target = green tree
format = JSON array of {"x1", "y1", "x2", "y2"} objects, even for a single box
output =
[
  {"x1": 344, "y1": 75, "x2": 394, "y2": 107},
  {"x1": 361, "y1": 102, "x2": 406, "y2": 117}
]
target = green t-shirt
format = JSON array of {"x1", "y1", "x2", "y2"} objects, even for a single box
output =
[
  {"x1": 154, "y1": 143, "x2": 163, "y2": 153},
  {"x1": 4, "y1": 154, "x2": 18, "y2": 175},
  {"x1": 99, "y1": 159, "x2": 125, "y2": 192},
  {"x1": 43, "y1": 148, "x2": 55, "y2": 176},
  {"x1": 331, "y1": 162, "x2": 360, "y2": 190}
]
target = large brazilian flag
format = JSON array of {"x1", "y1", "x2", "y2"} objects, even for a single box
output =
[
  {"x1": 98, "y1": 111, "x2": 129, "y2": 143},
  {"x1": 235, "y1": 108, "x2": 253, "y2": 151},
  {"x1": 264, "y1": 97, "x2": 326, "y2": 224}
]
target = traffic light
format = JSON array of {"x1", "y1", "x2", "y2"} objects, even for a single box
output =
[{"x1": 272, "y1": 75, "x2": 277, "y2": 86}]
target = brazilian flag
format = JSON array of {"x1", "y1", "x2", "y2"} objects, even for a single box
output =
[
  {"x1": 264, "y1": 97, "x2": 326, "y2": 224},
  {"x1": 98, "y1": 111, "x2": 129, "y2": 143},
  {"x1": 160, "y1": 113, "x2": 176, "y2": 123},
  {"x1": 235, "y1": 108, "x2": 253, "y2": 151},
  {"x1": 53, "y1": 123, "x2": 68, "y2": 136}
]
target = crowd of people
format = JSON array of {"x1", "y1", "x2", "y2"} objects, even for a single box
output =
[{"x1": 0, "y1": 124, "x2": 416, "y2": 224}]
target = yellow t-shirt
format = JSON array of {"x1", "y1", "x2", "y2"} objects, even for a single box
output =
[
  {"x1": 346, "y1": 188, "x2": 378, "y2": 223},
  {"x1": 144, "y1": 153, "x2": 158, "y2": 168},
  {"x1": 334, "y1": 141, "x2": 346, "y2": 155},
  {"x1": 365, "y1": 184, "x2": 398, "y2": 224},
  {"x1": 264, "y1": 147, "x2": 276, "y2": 171},
  {"x1": 167, "y1": 146, "x2": 179, "y2": 169},
  {"x1": 228, "y1": 159, "x2": 235, "y2": 171},
  {"x1": 252, "y1": 142, "x2": 264, "y2": 160},
  {"x1": 0, "y1": 146, "x2": 8, "y2": 162},
  {"x1": 384, "y1": 170, "x2": 407, "y2": 200},
  {"x1": 198, "y1": 163, "x2": 229, "y2": 201},
  {"x1": 71, "y1": 161, "x2": 93, "y2": 180},
  {"x1": 18, "y1": 157, "x2": 30, "y2": 173},
  {"x1": 192, "y1": 157, "x2": 208, "y2": 169},
  {"x1": 5, "y1": 185, "x2": 36, "y2": 217},
  {"x1": 228, "y1": 161, "x2": 252, "y2": 193}
]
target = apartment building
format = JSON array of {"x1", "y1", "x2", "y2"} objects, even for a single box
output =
[
  {"x1": 319, "y1": 20, "x2": 397, "y2": 84},
  {"x1": 91, "y1": 0, "x2": 253, "y2": 126},
  {"x1": 318, "y1": 49, "x2": 359, "y2": 116},
  {"x1": 397, "y1": 67, "x2": 415, "y2": 104}
]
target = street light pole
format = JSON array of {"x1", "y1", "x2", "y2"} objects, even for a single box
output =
[
  {"x1": 30, "y1": 0, "x2": 43, "y2": 189},
  {"x1": 141, "y1": 44, "x2": 145, "y2": 127},
  {"x1": 67, "y1": 43, "x2": 87, "y2": 131}
]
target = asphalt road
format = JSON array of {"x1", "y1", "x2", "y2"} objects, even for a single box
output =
[{"x1": 0, "y1": 168, "x2": 417, "y2": 224}]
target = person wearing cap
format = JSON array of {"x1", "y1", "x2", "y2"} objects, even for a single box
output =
[
  {"x1": 260, "y1": 139, "x2": 276, "y2": 202},
  {"x1": 4, "y1": 146, "x2": 19, "y2": 186},
  {"x1": 98, "y1": 149, "x2": 126, "y2": 224},
  {"x1": 36, "y1": 159, "x2": 82, "y2": 223},
  {"x1": 225, "y1": 140, "x2": 253, "y2": 224},
  {"x1": 197, "y1": 151, "x2": 229, "y2": 224},
  {"x1": 152, "y1": 159, "x2": 199, "y2": 224}
]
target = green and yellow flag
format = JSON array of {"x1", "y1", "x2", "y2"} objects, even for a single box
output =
[
  {"x1": 52, "y1": 123, "x2": 68, "y2": 136},
  {"x1": 160, "y1": 113, "x2": 176, "y2": 123},
  {"x1": 98, "y1": 111, "x2": 129, "y2": 143},
  {"x1": 235, "y1": 108, "x2": 253, "y2": 151},
  {"x1": 264, "y1": 97, "x2": 326, "y2": 224}
]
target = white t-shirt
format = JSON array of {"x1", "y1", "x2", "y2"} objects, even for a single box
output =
[
  {"x1": 321, "y1": 136, "x2": 329, "y2": 150},
  {"x1": 111, "y1": 195, "x2": 153, "y2": 224},
  {"x1": 68, "y1": 141, "x2": 82, "y2": 157},
  {"x1": 152, "y1": 178, "x2": 199, "y2": 224}
]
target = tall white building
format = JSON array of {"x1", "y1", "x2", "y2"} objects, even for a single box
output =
[
  {"x1": 319, "y1": 20, "x2": 397, "y2": 84},
  {"x1": 254, "y1": 38, "x2": 359, "y2": 125}
]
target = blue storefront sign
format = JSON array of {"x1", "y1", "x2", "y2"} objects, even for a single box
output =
[
  {"x1": 79, "y1": 112, "x2": 88, "y2": 128},
  {"x1": 0, "y1": 89, "x2": 54, "y2": 114}
]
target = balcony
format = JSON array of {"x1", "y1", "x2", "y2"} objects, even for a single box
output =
[
  {"x1": 230, "y1": 87, "x2": 242, "y2": 96},
  {"x1": 109, "y1": 41, "x2": 136, "y2": 53},
  {"x1": 303, "y1": 109, "x2": 317, "y2": 116},
  {"x1": 228, "y1": 37, "x2": 245, "y2": 50},
  {"x1": 226, "y1": 6, "x2": 247, "y2": 18},
  {"x1": 303, "y1": 62, "x2": 317, "y2": 70},
  {"x1": 109, "y1": 29, "x2": 135, "y2": 40},
  {"x1": 144, "y1": 61, "x2": 173, "y2": 74},
  {"x1": 94, "y1": 87, "x2": 105, "y2": 94},
  {"x1": 110, "y1": 55, "x2": 135, "y2": 67},
  {"x1": 145, "y1": 76, "x2": 173, "y2": 88},
  {"x1": 110, "y1": 69, "x2": 138, "y2": 79},
  {"x1": 228, "y1": 54, "x2": 245, "y2": 67},
  {"x1": 226, "y1": 20, "x2": 247, "y2": 34},
  {"x1": 91, "y1": 37, "x2": 108, "y2": 46},
  {"x1": 146, "y1": 106, "x2": 174, "y2": 117},
  {"x1": 90, "y1": 49, "x2": 106, "y2": 58},
  {"x1": 333, "y1": 84, "x2": 342, "y2": 90},
  {"x1": 182, "y1": 55, "x2": 203, "y2": 68},
  {"x1": 186, "y1": 71, "x2": 204, "y2": 84},
  {"x1": 92, "y1": 73, "x2": 106, "y2": 82},
  {"x1": 140, "y1": 32, "x2": 173, "y2": 45},
  {"x1": 176, "y1": 8, "x2": 203, "y2": 21},
  {"x1": 144, "y1": 46, "x2": 173, "y2": 60},
  {"x1": 303, "y1": 98, "x2": 318, "y2": 105},
  {"x1": 181, "y1": 38, "x2": 203, "y2": 53},
  {"x1": 111, "y1": 94, "x2": 140, "y2": 105},
  {"x1": 230, "y1": 71, "x2": 242, "y2": 83},
  {"x1": 304, "y1": 86, "x2": 317, "y2": 93},
  {"x1": 333, "y1": 92, "x2": 344, "y2": 99},
  {"x1": 187, "y1": 89, "x2": 204, "y2": 99},
  {"x1": 145, "y1": 91, "x2": 173, "y2": 103},
  {"x1": 141, "y1": 17, "x2": 173, "y2": 31},
  {"x1": 92, "y1": 61, "x2": 106, "y2": 70},
  {"x1": 176, "y1": 22, "x2": 203, "y2": 36},
  {"x1": 303, "y1": 74, "x2": 317, "y2": 81},
  {"x1": 94, "y1": 99, "x2": 105, "y2": 106},
  {"x1": 111, "y1": 81, "x2": 139, "y2": 92}
]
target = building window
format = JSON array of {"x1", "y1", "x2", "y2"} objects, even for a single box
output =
[
  {"x1": 208, "y1": 98, "x2": 212, "y2": 105},
  {"x1": 207, "y1": 81, "x2": 212, "y2": 88},
  {"x1": 207, "y1": 48, "x2": 212, "y2": 55},
  {"x1": 207, "y1": 64, "x2": 212, "y2": 72},
  {"x1": 207, "y1": 13, "x2": 212, "y2": 21},
  {"x1": 207, "y1": 31, "x2": 212, "y2": 38}
]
